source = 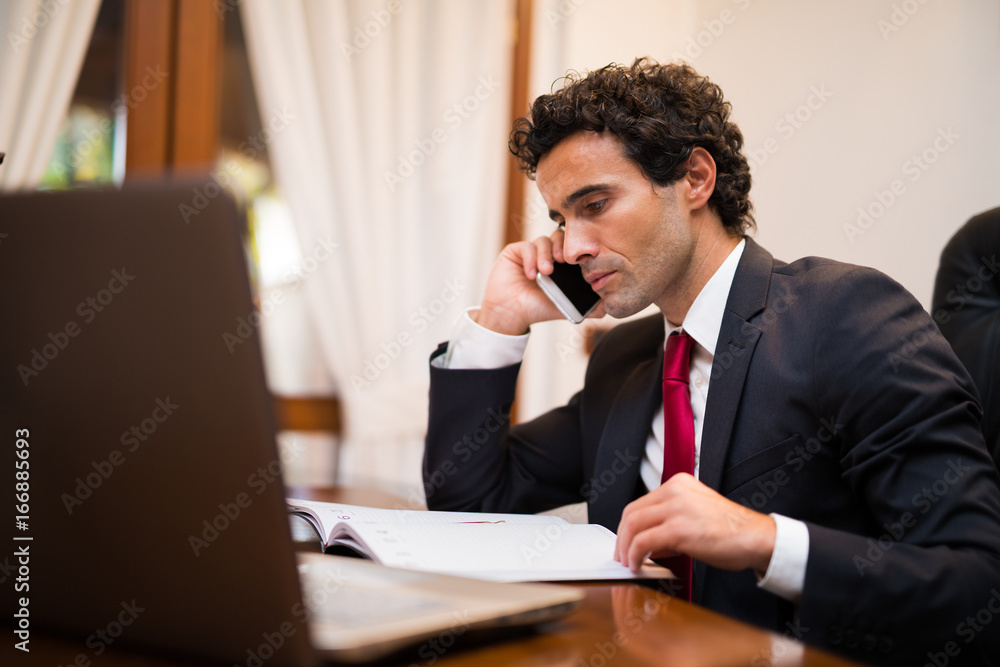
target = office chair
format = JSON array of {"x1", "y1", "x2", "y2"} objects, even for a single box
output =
[
  {"x1": 932, "y1": 206, "x2": 1000, "y2": 467},
  {"x1": 272, "y1": 393, "x2": 342, "y2": 482}
]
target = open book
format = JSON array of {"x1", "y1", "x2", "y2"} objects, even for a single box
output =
[{"x1": 286, "y1": 498, "x2": 673, "y2": 583}]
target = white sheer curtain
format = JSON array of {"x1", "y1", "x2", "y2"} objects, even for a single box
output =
[
  {"x1": 0, "y1": 0, "x2": 100, "y2": 190},
  {"x1": 240, "y1": 0, "x2": 512, "y2": 498}
]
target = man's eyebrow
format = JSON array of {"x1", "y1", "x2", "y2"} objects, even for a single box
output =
[{"x1": 548, "y1": 184, "x2": 613, "y2": 221}]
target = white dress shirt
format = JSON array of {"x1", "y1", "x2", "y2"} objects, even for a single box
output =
[{"x1": 436, "y1": 239, "x2": 808, "y2": 603}]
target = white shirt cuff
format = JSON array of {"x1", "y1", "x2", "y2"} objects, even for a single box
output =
[
  {"x1": 433, "y1": 308, "x2": 529, "y2": 370},
  {"x1": 757, "y1": 514, "x2": 809, "y2": 603}
]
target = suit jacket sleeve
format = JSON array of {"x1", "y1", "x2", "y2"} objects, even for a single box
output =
[
  {"x1": 422, "y1": 342, "x2": 588, "y2": 514},
  {"x1": 790, "y1": 265, "x2": 1000, "y2": 664}
]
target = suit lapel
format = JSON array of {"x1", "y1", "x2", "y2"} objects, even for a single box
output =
[
  {"x1": 693, "y1": 238, "x2": 773, "y2": 605},
  {"x1": 698, "y1": 315, "x2": 762, "y2": 493},
  {"x1": 588, "y1": 343, "x2": 664, "y2": 530},
  {"x1": 698, "y1": 237, "x2": 773, "y2": 493}
]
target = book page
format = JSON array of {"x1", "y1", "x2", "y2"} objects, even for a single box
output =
[
  {"x1": 335, "y1": 522, "x2": 671, "y2": 582},
  {"x1": 286, "y1": 499, "x2": 567, "y2": 545}
]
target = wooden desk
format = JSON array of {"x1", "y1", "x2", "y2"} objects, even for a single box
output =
[
  {"x1": 21, "y1": 585, "x2": 859, "y2": 667},
  {"x1": 20, "y1": 488, "x2": 862, "y2": 667}
]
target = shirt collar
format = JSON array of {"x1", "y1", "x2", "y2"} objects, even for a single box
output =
[{"x1": 664, "y1": 238, "x2": 746, "y2": 356}]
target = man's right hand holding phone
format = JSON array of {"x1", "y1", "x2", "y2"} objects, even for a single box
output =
[{"x1": 475, "y1": 231, "x2": 604, "y2": 335}]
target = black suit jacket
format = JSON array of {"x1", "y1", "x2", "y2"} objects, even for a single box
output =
[
  {"x1": 424, "y1": 238, "x2": 1000, "y2": 665},
  {"x1": 933, "y1": 206, "x2": 1000, "y2": 465}
]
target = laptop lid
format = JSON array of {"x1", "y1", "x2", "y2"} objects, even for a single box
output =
[
  {"x1": 0, "y1": 183, "x2": 580, "y2": 665},
  {"x1": 0, "y1": 182, "x2": 320, "y2": 666}
]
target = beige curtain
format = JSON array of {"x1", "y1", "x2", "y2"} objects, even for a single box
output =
[
  {"x1": 0, "y1": 0, "x2": 100, "y2": 190},
  {"x1": 240, "y1": 0, "x2": 513, "y2": 498}
]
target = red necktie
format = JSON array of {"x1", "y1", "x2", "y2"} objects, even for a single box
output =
[{"x1": 660, "y1": 331, "x2": 695, "y2": 601}]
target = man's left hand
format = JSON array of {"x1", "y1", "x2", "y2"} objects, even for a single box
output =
[{"x1": 614, "y1": 473, "x2": 777, "y2": 574}]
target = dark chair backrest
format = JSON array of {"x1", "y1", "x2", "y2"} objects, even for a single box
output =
[{"x1": 932, "y1": 206, "x2": 1000, "y2": 466}]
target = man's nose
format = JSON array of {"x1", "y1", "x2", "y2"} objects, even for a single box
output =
[{"x1": 562, "y1": 222, "x2": 599, "y2": 264}]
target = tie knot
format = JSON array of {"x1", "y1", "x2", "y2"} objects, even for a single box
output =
[{"x1": 663, "y1": 331, "x2": 694, "y2": 382}]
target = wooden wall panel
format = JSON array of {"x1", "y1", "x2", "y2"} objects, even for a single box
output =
[
  {"x1": 123, "y1": 0, "x2": 174, "y2": 174},
  {"x1": 503, "y1": 0, "x2": 534, "y2": 247},
  {"x1": 172, "y1": 0, "x2": 222, "y2": 171},
  {"x1": 123, "y1": 0, "x2": 221, "y2": 175}
]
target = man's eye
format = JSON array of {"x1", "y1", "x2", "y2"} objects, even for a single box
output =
[{"x1": 588, "y1": 200, "x2": 607, "y2": 213}]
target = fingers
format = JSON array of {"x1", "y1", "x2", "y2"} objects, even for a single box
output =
[
  {"x1": 626, "y1": 521, "x2": 680, "y2": 572},
  {"x1": 479, "y1": 236, "x2": 571, "y2": 334},
  {"x1": 533, "y1": 235, "x2": 554, "y2": 278},
  {"x1": 520, "y1": 236, "x2": 555, "y2": 280},
  {"x1": 516, "y1": 229, "x2": 566, "y2": 279},
  {"x1": 615, "y1": 496, "x2": 671, "y2": 564},
  {"x1": 517, "y1": 241, "x2": 539, "y2": 280},
  {"x1": 615, "y1": 501, "x2": 683, "y2": 571},
  {"x1": 615, "y1": 474, "x2": 778, "y2": 573}
]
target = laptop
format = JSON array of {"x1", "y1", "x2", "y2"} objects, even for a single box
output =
[{"x1": 0, "y1": 183, "x2": 582, "y2": 665}]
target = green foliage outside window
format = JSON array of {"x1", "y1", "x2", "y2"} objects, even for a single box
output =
[{"x1": 41, "y1": 104, "x2": 116, "y2": 189}]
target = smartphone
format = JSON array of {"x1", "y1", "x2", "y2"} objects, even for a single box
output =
[{"x1": 536, "y1": 261, "x2": 601, "y2": 323}]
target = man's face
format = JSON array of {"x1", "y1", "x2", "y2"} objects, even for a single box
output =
[{"x1": 535, "y1": 130, "x2": 696, "y2": 319}]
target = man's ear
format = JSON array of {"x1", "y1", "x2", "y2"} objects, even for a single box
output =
[{"x1": 683, "y1": 147, "x2": 717, "y2": 211}]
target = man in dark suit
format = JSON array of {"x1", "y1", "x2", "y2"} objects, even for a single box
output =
[{"x1": 423, "y1": 59, "x2": 1000, "y2": 665}]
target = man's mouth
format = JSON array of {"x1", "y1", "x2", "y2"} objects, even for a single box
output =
[{"x1": 585, "y1": 271, "x2": 614, "y2": 291}]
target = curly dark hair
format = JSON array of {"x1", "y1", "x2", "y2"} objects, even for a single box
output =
[{"x1": 509, "y1": 58, "x2": 755, "y2": 235}]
